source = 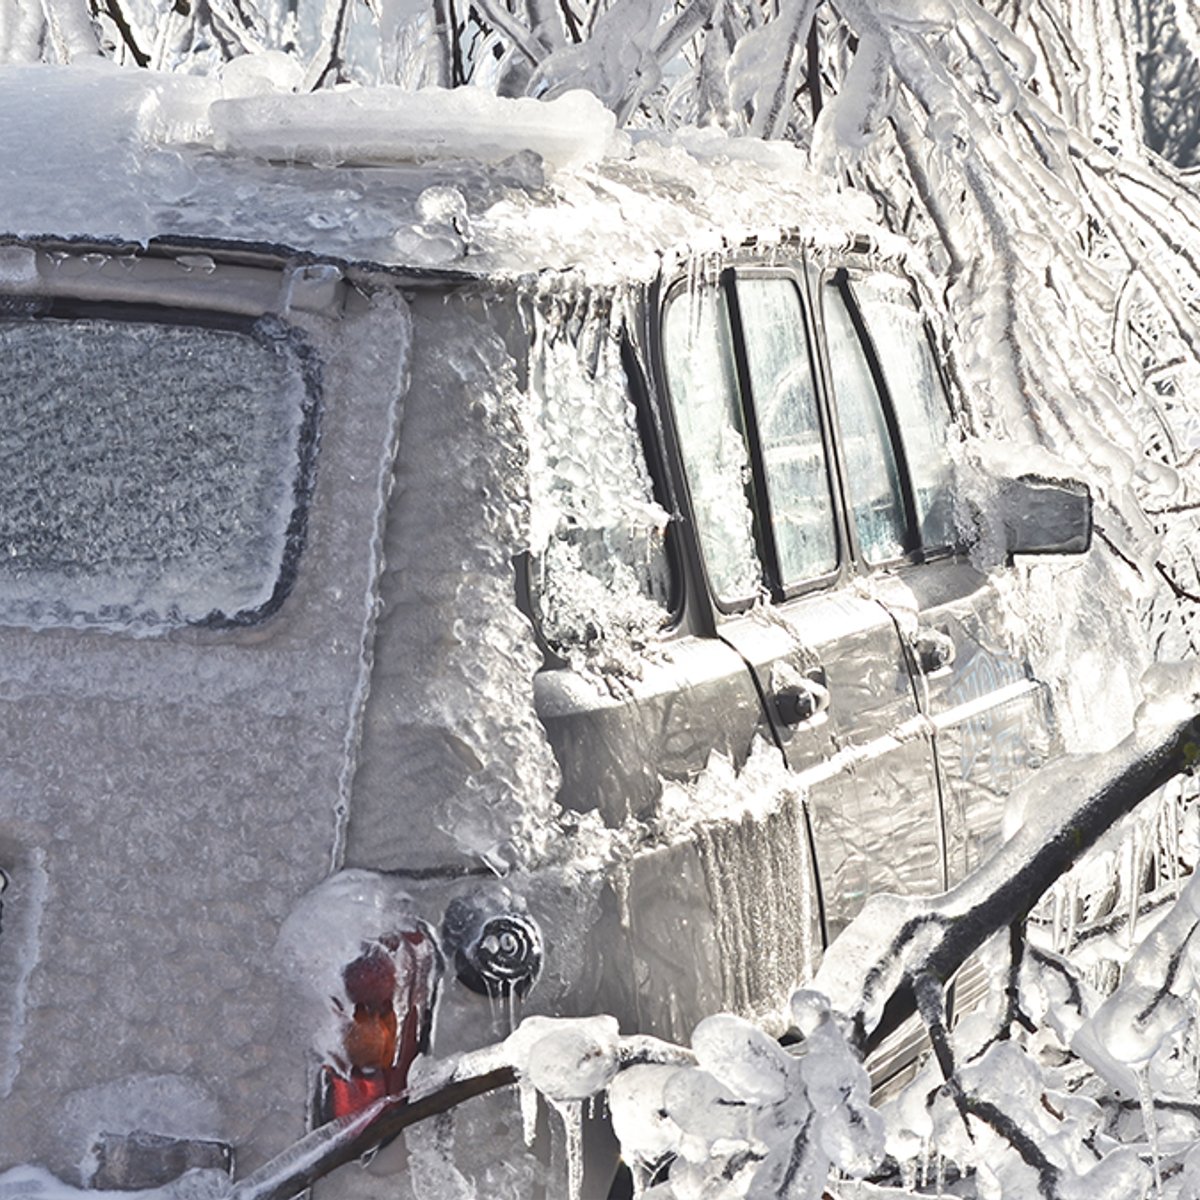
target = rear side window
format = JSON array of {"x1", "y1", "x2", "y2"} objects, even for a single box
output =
[
  {"x1": 0, "y1": 313, "x2": 317, "y2": 630},
  {"x1": 528, "y1": 306, "x2": 674, "y2": 659}
]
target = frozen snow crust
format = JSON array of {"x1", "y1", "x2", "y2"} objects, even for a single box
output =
[{"x1": 0, "y1": 63, "x2": 882, "y2": 283}]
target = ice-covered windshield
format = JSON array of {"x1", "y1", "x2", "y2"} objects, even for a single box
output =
[{"x1": 0, "y1": 314, "x2": 315, "y2": 630}]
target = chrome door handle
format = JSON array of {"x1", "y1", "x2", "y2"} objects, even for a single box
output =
[
  {"x1": 915, "y1": 628, "x2": 956, "y2": 675},
  {"x1": 774, "y1": 673, "x2": 831, "y2": 727}
]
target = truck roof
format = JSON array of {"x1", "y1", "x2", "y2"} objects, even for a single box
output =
[{"x1": 0, "y1": 62, "x2": 893, "y2": 284}]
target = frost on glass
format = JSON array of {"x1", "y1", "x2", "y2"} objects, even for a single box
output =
[
  {"x1": 854, "y1": 275, "x2": 956, "y2": 551},
  {"x1": 526, "y1": 292, "x2": 673, "y2": 667},
  {"x1": 736, "y1": 276, "x2": 838, "y2": 586},
  {"x1": 0, "y1": 316, "x2": 312, "y2": 629},
  {"x1": 662, "y1": 285, "x2": 761, "y2": 602},
  {"x1": 822, "y1": 281, "x2": 907, "y2": 565}
]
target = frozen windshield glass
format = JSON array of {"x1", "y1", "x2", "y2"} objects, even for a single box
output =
[
  {"x1": 662, "y1": 286, "x2": 761, "y2": 603},
  {"x1": 0, "y1": 315, "x2": 314, "y2": 629},
  {"x1": 822, "y1": 283, "x2": 907, "y2": 565},
  {"x1": 736, "y1": 277, "x2": 838, "y2": 586},
  {"x1": 854, "y1": 277, "x2": 955, "y2": 550}
]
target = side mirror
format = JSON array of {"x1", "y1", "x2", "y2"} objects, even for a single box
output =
[{"x1": 999, "y1": 474, "x2": 1092, "y2": 560}]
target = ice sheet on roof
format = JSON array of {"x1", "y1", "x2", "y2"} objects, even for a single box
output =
[
  {"x1": 210, "y1": 86, "x2": 623, "y2": 170},
  {"x1": 0, "y1": 62, "x2": 882, "y2": 278}
]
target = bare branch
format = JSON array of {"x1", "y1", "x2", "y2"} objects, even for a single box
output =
[
  {"x1": 233, "y1": 1067, "x2": 518, "y2": 1200},
  {"x1": 302, "y1": 0, "x2": 352, "y2": 89},
  {"x1": 817, "y1": 700, "x2": 1200, "y2": 1052},
  {"x1": 233, "y1": 1036, "x2": 696, "y2": 1200},
  {"x1": 98, "y1": 0, "x2": 149, "y2": 64}
]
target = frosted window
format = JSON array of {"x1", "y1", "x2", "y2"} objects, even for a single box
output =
[
  {"x1": 529, "y1": 326, "x2": 673, "y2": 655},
  {"x1": 736, "y1": 278, "x2": 837, "y2": 585},
  {"x1": 822, "y1": 283, "x2": 907, "y2": 564},
  {"x1": 662, "y1": 288, "x2": 761, "y2": 602},
  {"x1": 0, "y1": 316, "x2": 313, "y2": 628},
  {"x1": 855, "y1": 278, "x2": 955, "y2": 550}
]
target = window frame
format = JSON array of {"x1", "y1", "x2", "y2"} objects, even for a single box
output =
[
  {"x1": 657, "y1": 264, "x2": 848, "y2": 616},
  {"x1": 0, "y1": 294, "x2": 323, "y2": 631},
  {"x1": 814, "y1": 263, "x2": 960, "y2": 569},
  {"x1": 725, "y1": 266, "x2": 847, "y2": 602},
  {"x1": 655, "y1": 250, "x2": 963, "y2": 622}
]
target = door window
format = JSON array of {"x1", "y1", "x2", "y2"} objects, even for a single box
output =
[
  {"x1": 662, "y1": 264, "x2": 959, "y2": 608},
  {"x1": 735, "y1": 278, "x2": 838, "y2": 587},
  {"x1": 661, "y1": 287, "x2": 762, "y2": 603},
  {"x1": 854, "y1": 276, "x2": 955, "y2": 550},
  {"x1": 821, "y1": 282, "x2": 908, "y2": 564}
]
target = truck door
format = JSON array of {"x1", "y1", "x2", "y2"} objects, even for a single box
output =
[
  {"x1": 817, "y1": 268, "x2": 1055, "y2": 882},
  {"x1": 659, "y1": 268, "x2": 946, "y2": 946},
  {"x1": 519, "y1": 292, "x2": 820, "y2": 1041}
]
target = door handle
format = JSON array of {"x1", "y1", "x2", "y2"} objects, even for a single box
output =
[
  {"x1": 773, "y1": 672, "x2": 831, "y2": 727},
  {"x1": 914, "y1": 628, "x2": 955, "y2": 675}
]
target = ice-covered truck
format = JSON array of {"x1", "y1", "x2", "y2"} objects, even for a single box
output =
[{"x1": 0, "y1": 61, "x2": 1129, "y2": 1199}]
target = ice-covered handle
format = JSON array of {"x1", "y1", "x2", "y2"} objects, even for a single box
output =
[
  {"x1": 915, "y1": 628, "x2": 956, "y2": 675},
  {"x1": 774, "y1": 673, "x2": 831, "y2": 727}
]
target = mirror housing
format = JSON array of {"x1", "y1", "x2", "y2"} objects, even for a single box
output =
[{"x1": 999, "y1": 475, "x2": 1093, "y2": 560}]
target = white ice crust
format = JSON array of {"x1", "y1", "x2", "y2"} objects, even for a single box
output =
[
  {"x1": 210, "y1": 86, "x2": 624, "y2": 171},
  {"x1": 0, "y1": 63, "x2": 883, "y2": 281}
]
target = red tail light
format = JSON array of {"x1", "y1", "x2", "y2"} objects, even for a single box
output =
[{"x1": 319, "y1": 923, "x2": 442, "y2": 1122}]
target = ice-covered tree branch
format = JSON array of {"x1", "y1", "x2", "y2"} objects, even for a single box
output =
[{"x1": 818, "y1": 675, "x2": 1200, "y2": 1049}]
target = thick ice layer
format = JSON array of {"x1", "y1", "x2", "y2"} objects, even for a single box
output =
[
  {"x1": 1072, "y1": 868, "x2": 1200, "y2": 1086},
  {"x1": 344, "y1": 292, "x2": 562, "y2": 870},
  {"x1": 526, "y1": 288, "x2": 672, "y2": 670},
  {"x1": 0, "y1": 64, "x2": 884, "y2": 283},
  {"x1": 504, "y1": 1015, "x2": 620, "y2": 1101},
  {"x1": 210, "y1": 86, "x2": 623, "y2": 171},
  {"x1": 0, "y1": 1165, "x2": 231, "y2": 1200},
  {"x1": 275, "y1": 870, "x2": 430, "y2": 1061},
  {"x1": 0, "y1": 269, "x2": 412, "y2": 1178}
]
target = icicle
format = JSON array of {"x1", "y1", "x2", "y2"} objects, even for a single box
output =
[
  {"x1": 1050, "y1": 885, "x2": 1065, "y2": 954},
  {"x1": 1128, "y1": 825, "x2": 1148, "y2": 949},
  {"x1": 613, "y1": 863, "x2": 633, "y2": 931},
  {"x1": 1063, "y1": 875, "x2": 1080, "y2": 954},
  {"x1": 506, "y1": 983, "x2": 519, "y2": 1034},
  {"x1": 550, "y1": 1097, "x2": 585, "y2": 1200},
  {"x1": 1165, "y1": 787, "x2": 1183, "y2": 897},
  {"x1": 1137, "y1": 1066, "x2": 1163, "y2": 1200},
  {"x1": 519, "y1": 1077, "x2": 539, "y2": 1148},
  {"x1": 919, "y1": 1136, "x2": 931, "y2": 1188}
]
